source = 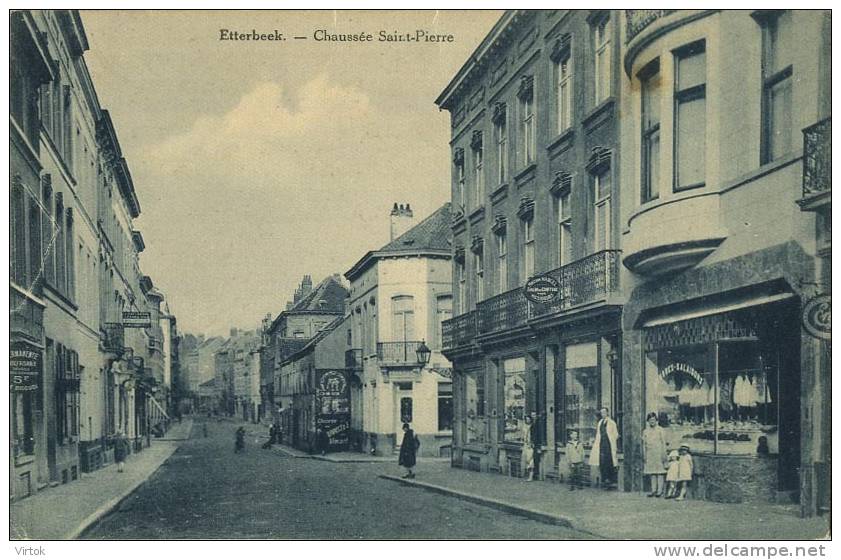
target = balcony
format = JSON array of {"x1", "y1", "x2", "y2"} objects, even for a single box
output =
[
  {"x1": 103, "y1": 323, "x2": 125, "y2": 354},
  {"x1": 442, "y1": 310, "x2": 477, "y2": 351},
  {"x1": 530, "y1": 250, "x2": 622, "y2": 318},
  {"x1": 377, "y1": 341, "x2": 425, "y2": 367},
  {"x1": 625, "y1": 10, "x2": 677, "y2": 44},
  {"x1": 800, "y1": 117, "x2": 831, "y2": 211},
  {"x1": 477, "y1": 287, "x2": 529, "y2": 336},
  {"x1": 345, "y1": 348, "x2": 363, "y2": 370}
]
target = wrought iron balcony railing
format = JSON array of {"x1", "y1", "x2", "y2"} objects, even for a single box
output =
[
  {"x1": 442, "y1": 310, "x2": 477, "y2": 350},
  {"x1": 443, "y1": 250, "x2": 622, "y2": 349},
  {"x1": 802, "y1": 117, "x2": 831, "y2": 200},
  {"x1": 477, "y1": 287, "x2": 529, "y2": 335},
  {"x1": 625, "y1": 10, "x2": 677, "y2": 44},
  {"x1": 531, "y1": 250, "x2": 622, "y2": 318},
  {"x1": 345, "y1": 348, "x2": 363, "y2": 370},
  {"x1": 377, "y1": 341, "x2": 424, "y2": 366}
]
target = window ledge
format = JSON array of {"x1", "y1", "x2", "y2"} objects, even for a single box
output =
[
  {"x1": 514, "y1": 162, "x2": 538, "y2": 184},
  {"x1": 490, "y1": 183, "x2": 509, "y2": 204},
  {"x1": 43, "y1": 283, "x2": 79, "y2": 312},
  {"x1": 582, "y1": 97, "x2": 616, "y2": 133},
  {"x1": 14, "y1": 453, "x2": 36, "y2": 467},
  {"x1": 468, "y1": 206, "x2": 486, "y2": 224},
  {"x1": 547, "y1": 127, "x2": 575, "y2": 153}
]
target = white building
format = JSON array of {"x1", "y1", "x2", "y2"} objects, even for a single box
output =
[{"x1": 344, "y1": 203, "x2": 454, "y2": 456}]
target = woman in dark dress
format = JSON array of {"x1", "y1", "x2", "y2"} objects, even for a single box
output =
[{"x1": 398, "y1": 423, "x2": 419, "y2": 478}]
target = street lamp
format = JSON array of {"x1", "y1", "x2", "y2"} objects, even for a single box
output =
[{"x1": 416, "y1": 340, "x2": 431, "y2": 367}]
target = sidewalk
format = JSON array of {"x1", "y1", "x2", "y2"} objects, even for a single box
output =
[
  {"x1": 273, "y1": 443, "x2": 449, "y2": 464},
  {"x1": 10, "y1": 419, "x2": 194, "y2": 540},
  {"x1": 380, "y1": 463, "x2": 830, "y2": 540}
]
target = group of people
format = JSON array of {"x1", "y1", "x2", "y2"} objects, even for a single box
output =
[{"x1": 642, "y1": 412, "x2": 694, "y2": 500}]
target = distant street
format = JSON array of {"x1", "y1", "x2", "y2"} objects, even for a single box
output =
[{"x1": 84, "y1": 420, "x2": 588, "y2": 539}]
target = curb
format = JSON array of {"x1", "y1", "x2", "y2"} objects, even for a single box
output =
[
  {"x1": 378, "y1": 474, "x2": 590, "y2": 531},
  {"x1": 68, "y1": 422, "x2": 193, "y2": 539}
]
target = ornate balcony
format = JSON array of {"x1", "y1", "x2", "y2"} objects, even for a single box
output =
[
  {"x1": 625, "y1": 10, "x2": 677, "y2": 44},
  {"x1": 442, "y1": 310, "x2": 477, "y2": 351},
  {"x1": 345, "y1": 348, "x2": 363, "y2": 370},
  {"x1": 477, "y1": 287, "x2": 529, "y2": 335},
  {"x1": 800, "y1": 117, "x2": 831, "y2": 211},
  {"x1": 377, "y1": 341, "x2": 425, "y2": 367},
  {"x1": 530, "y1": 250, "x2": 622, "y2": 318}
]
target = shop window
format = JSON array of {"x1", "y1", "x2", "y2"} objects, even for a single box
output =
[
  {"x1": 564, "y1": 343, "x2": 600, "y2": 446},
  {"x1": 465, "y1": 370, "x2": 486, "y2": 443},
  {"x1": 438, "y1": 382, "x2": 453, "y2": 431},
  {"x1": 55, "y1": 344, "x2": 81, "y2": 443},
  {"x1": 13, "y1": 391, "x2": 35, "y2": 456},
  {"x1": 644, "y1": 340, "x2": 779, "y2": 456},
  {"x1": 759, "y1": 11, "x2": 793, "y2": 163},
  {"x1": 673, "y1": 41, "x2": 706, "y2": 191},
  {"x1": 503, "y1": 357, "x2": 527, "y2": 443}
]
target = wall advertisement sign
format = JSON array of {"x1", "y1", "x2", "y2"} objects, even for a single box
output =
[
  {"x1": 10, "y1": 340, "x2": 42, "y2": 392},
  {"x1": 123, "y1": 311, "x2": 152, "y2": 328},
  {"x1": 524, "y1": 274, "x2": 561, "y2": 304},
  {"x1": 316, "y1": 370, "x2": 350, "y2": 447}
]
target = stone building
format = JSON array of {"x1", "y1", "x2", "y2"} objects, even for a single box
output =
[
  {"x1": 437, "y1": 10, "x2": 624, "y2": 480},
  {"x1": 344, "y1": 203, "x2": 454, "y2": 457}
]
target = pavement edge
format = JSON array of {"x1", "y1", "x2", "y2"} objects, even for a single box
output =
[{"x1": 378, "y1": 474, "x2": 589, "y2": 532}]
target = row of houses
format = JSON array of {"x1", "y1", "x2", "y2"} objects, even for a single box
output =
[
  {"x1": 255, "y1": 204, "x2": 456, "y2": 457},
  {"x1": 434, "y1": 10, "x2": 830, "y2": 517},
  {"x1": 10, "y1": 10, "x2": 182, "y2": 502}
]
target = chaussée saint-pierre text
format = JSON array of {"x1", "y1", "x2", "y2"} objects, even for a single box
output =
[{"x1": 219, "y1": 29, "x2": 455, "y2": 43}]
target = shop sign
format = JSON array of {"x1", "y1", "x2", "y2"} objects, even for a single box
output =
[
  {"x1": 10, "y1": 341, "x2": 41, "y2": 392},
  {"x1": 523, "y1": 274, "x2": 561, "y2": 304},
  {"x1": 659, "y1": 362, "x2": 704, "y2": 385},
  {"x1": 123, "y1": 311, "x2": 152, "y2": 328},
  {"x1": 316, "y1": 370, "x2": 350, "y2": 446},
  {"x1": 802, "y1": 294, "x2": 831, "y2": 340}
]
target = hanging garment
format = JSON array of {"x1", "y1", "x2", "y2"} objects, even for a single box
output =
[{"x1": 719, "y1": 377, "x2": 733, "y2": 412}]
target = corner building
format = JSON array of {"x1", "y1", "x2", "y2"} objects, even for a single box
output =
[
  {"x1": 618, "y1": 10, "x2": 830, "y2": 515},
  {"x1": 437, "y1": 10, "x2": 626, "y2": 483}
]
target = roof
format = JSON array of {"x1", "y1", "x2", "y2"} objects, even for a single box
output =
[
  {"x1": 280, "y1": 316, "x2": 346, "y2": 366},
  {"x1": 345, "y1": 203, "x2": 452, "y2": 280},
  {"x1": 268, "y1": 275, "x2": 348, "y2": 334}
]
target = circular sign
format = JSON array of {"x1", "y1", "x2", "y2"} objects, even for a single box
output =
[
  {"x1": 524, "y1": 275, "x2": 561, "y2": 304},
  {"x1": 317, "y1": 370, "x2": 347, "y2": 397},
  {"x1": 802, "y1": 294, "x2": 831, "y2": 340}
]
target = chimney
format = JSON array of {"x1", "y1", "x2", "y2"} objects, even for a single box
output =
[
  {"x1": 389, "y1": 202, "x2": 416, "y2": 241},
  {"x1": 230, "y1": 328, "x2": 238, "y2": 338},
  {"x1": 301, "y1": 275, "x2": 313, "y2": 296}
]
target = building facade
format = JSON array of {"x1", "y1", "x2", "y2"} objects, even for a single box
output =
[
  {"x1": 10, "y1": 10, "x2": 176, "y2": 502},
  {"x1": 344, "y1": 203, "x2": 454, "y2": 457},
  {"x1": 437, "y1": 10, "x2": 625, "y2": 481}
]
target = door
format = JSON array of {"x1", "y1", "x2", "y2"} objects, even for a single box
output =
[{"x1": 394, "y1": 382, "x2": 414, "y2": 437}]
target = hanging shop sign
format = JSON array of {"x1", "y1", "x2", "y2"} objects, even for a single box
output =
[
  {"x1": 316, "y1": 370, "x2": 350, "y2": 447},
  {"x1": 802, "y1": 294, "x2": 831, "y2": 340},
  {"x1": 10, "y1": 340, "x2": 42, "y2": 392},
  {"x1": 524, "y1": 274, "x2": 561, "y2": 304},
  {"x1": 123, "y1": 311, "x2": 152, "y2": 328}
]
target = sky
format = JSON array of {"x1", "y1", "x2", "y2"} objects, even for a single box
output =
[{"x1": 80, "y1": 10, "x2": 502, "y2": 336}]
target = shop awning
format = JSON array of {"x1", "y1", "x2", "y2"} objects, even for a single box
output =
[{"x1": 640, "y1": 286, "x2": 796, "y2": 328}]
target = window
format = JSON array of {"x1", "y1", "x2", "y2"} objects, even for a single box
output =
[
  {"x1": 456, "y1": 154, "x2": 466, "y2": 211},
  {"x1": 503, "y1": 357, "x2": 527, "y2": 443},
  {"x1": 519, "y1": 78, "x2": 536, "y2": 166},
  {"x1": 62, "y1": 86, "x2": 74, "y2": 173},
  {"x1": 42, "y1": 176, "x2": 55, "y2": 287},
  {"x1": 494, "y1": 111, "x2": 508, "y2": 184},
  {"x1": 564, "y1": 342, "x2": 599, "y2": 446},
  {"x1": 465, "y1": 370, "x2": 485, "y2": 443},
  {"x1": 555, "y1": 191, "x2": 572, "y2": 267},
  {"x1": 496, "y1": 230, "x2": 508, "y2": 294},
  {"x1": 760, "y1": 11, "x2": 793, "y2": 163},
  {"x1": 556, "y1": 55, "x2": 573, "y2": 133},
  {"x1": 456, "y1": 260, "x2": 466, "y2": 314},
  {"x1": 522, "y1": 216, "x2": 535, "y2": 281},
  {"x1": 641, "y1": 61, "x2": 662, "y2": 203},
  {"x1": 438, "y1": 382, "x2": 453, "y2": 431},
  {"x1": 593, "y1": 17, "x2": 612, "y2": 104},
  {"x1": 391, "y1": 296, "x2": 415, "y2": 341},
  {"x1": 435, "y1": 295, "x2": 452, "y2": 350},
  {"x1": 472, "y1": 134, "x2": 485, "y2": 209},
  {"x1": 674, "y1": 41, "x2": 706, "y2": 191},
  {"x1": 54, "y1": 343, "x2": 81, "y2": 443},
  {"x1": 65, "y1": 208, "x2": 75, "y2": 301},
  {"x1": 55, "y1": 194, "x2": 66, "y2": 294},
  {"x1": 10, "y1": 27, "x2": 41, "y2": 147},
  {"x1": 593, "y1": 169, "x2": 612, "y2": 252},
  {"x1": 11, "y1": 176, "x2": 47, "y2": 293},
  {"x1": 473, "y1": 249, "x2": 484, "y2": 303},
  {"x1": 400, "y1": 396, "x2": 413, "y2": 423},
  {"x1": 644, "y1": 340, "x2": 778, "y2": 456}
]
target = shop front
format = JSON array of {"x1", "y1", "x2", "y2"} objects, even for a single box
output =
[{"x1": 639, "y1": 301, "x2": 801, "y2": 503}]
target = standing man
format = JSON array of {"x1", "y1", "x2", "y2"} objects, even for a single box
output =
[{"x1": 589, "y1": 407, "x2": 619, "y2": 489}]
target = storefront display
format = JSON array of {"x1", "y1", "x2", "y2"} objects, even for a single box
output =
[
  {"x1": 465, "y1": 371, "x2": 485, "y2": 444},
  {"x1": 503, "y1": 357, "x2": 526, "y2": 442},
  {"x1": 564, "y1": 343, "x2": 599, "y2": 447}
]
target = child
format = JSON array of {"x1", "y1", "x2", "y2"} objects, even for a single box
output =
[
  {"x1": 565, "y1": 430, "x2": 584, "y2": 490},
  {"x1": 675, "y1": 444, "x2": 694, "y2": 501},
  {"x1": 234, "y1": 426, "x2": 246, "y2": 454},
  {"x1": 664, "y1": 449, "x2": 680, "y2": 498}
]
